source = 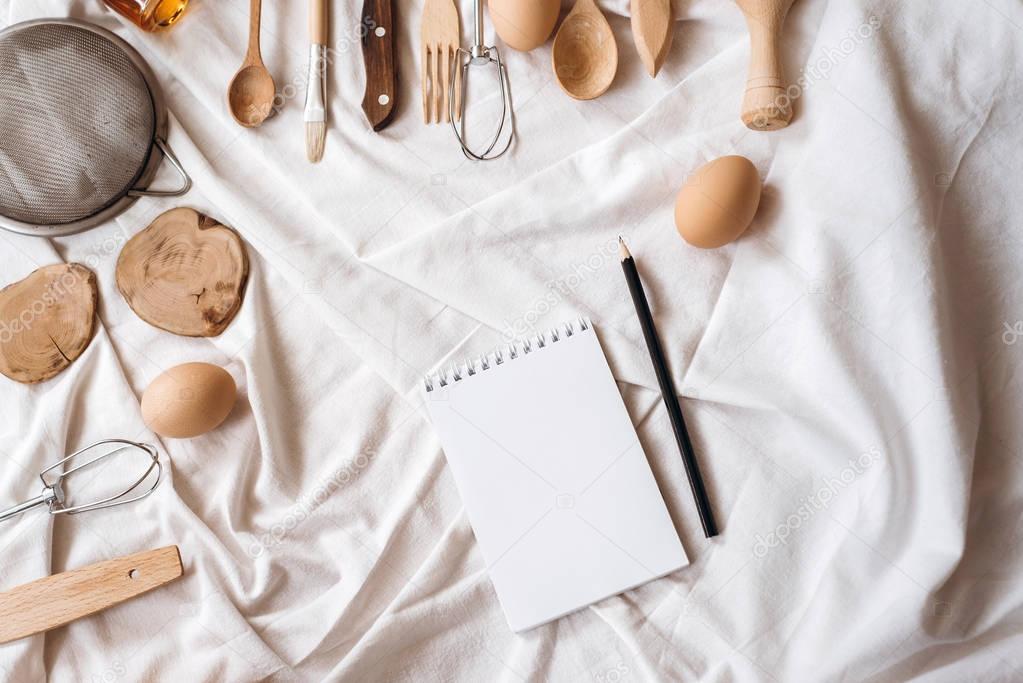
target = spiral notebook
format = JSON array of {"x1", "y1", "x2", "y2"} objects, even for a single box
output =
[{"x1": 425, "y1": 319, "x2": 687, "y2": 632}]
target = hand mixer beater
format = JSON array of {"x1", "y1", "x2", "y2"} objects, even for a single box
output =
[
  {"x1": 0, "y1": 439, "x2": 163, "y2": 523},
  {"x1": 450, "y1": 0, "x2": 514, "y2": 161}
]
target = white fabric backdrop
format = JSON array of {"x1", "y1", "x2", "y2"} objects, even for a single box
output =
[{"x1": 1, "y1": 0, "x2": 1021, "y2": 680}]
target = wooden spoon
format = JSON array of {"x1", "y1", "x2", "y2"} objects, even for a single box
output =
[
  {"x1": 735, "y1": 0, "x2": 796, "y2": 130},
  {"x1": 228, "y1": 0, "x2": 276, "y2": 127},
  {"x1": 552, "y1": 0, "x2": 618, "y2": 100}
]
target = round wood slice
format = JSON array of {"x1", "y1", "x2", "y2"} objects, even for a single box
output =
[
  {"x1": 116, "y1": 208, "x2": 249, "y2": 337},
  {"x1": 0, "y1": 264, "x2": 97, "y2": 384}
]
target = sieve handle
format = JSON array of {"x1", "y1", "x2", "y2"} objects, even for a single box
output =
[{"x1": 128, "y1": 137, "x2": 192, "y2": 198}]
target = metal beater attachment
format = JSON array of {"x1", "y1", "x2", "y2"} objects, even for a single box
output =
[
  {"x1": 449, "y1": 0, "x2": 514, "y2": 161},
  {"x1": 0, "y1": 439, "x2": 162, "y2": 523}
]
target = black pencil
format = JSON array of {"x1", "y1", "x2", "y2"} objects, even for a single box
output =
[{"x1": 619, "y1": 237, "x2": 718, "y2": 538}]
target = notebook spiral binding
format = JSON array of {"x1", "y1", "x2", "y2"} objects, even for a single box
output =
[{"x1": 424, "y1": 318, "x2": 591, "y2": 392}]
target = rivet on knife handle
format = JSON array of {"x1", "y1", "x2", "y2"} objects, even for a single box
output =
[
  {"x1": 0, "y1": 546, "x2": 184, "y2": 644},
  {"x1": 362, "y1": 0, "x2": 397, "y2": 131}
]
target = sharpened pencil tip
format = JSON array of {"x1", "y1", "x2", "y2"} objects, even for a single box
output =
[{"x1": 618, "y1": 237, "x2": 631, "y2": 261}]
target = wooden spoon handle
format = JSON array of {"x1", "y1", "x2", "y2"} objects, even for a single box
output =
[
  {"x1": 246, "y1": 0, "x2": 263, "y2": 64},
  {"x1": 0, "y1": 546, "x2": 183, "y2": 644},
  {"x1": 736, "y1": 0, "x2": 795, "y2": 130}
]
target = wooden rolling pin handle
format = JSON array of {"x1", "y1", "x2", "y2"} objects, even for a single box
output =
[
  {"x1": 739, "y1": 8, "x2": 793, "y2": 131},
  {"x1": 310, "y1": 0, "x2": 328, "y2": 45}
]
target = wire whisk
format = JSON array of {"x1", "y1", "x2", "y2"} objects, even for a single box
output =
[
  {"x1": 449, "y1": 0, "x2": 514, "y2": 161},
  {"x1": 0, "y1": 439, "x2": 162, "y2": 523}
]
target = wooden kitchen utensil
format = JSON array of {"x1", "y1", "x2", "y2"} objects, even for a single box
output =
[
  {"x1": 305, "y1": 0, "x2": 328, "y2": 162},
  {"x1": 735, "y1": 0, "x2": 796, "y2": 130},
  {"x1": 421, "y1": 0, "x2": 461, "y2": 124},
  {"x1": 0, "y1": 264, "x2": 97, "y2": 384},
  {"x1": 552, "y1": 0, "x2": 618, "y2": 100},
  {"x1": 228, "y1": 0, "x2": 275, "y2": 127},
  {"x1": 116, "y1": 208, "x2": 249, "y2": 337},
  {"x1": 0, "y1": 546, "x2": 183, "y2": 644},
  {"x1": 631, "y1": 0, "x2": 672, "y2": 77},
  {"x1": 362, "y1": 0, "x2": 397, "y2": 130}
]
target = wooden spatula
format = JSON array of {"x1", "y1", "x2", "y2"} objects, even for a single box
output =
[
  {"x1": 0, "y1": 546, "x2": 183, "y2": 644},
  {"x1": 631, "y1": 0, "x2": 673, "y2": 77}
]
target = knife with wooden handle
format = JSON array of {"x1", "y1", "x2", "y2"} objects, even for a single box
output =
[
  {"x1": 631, "y1": 0, "x2": 673, "y2": 77},
  {"x1": 0, "y1": 546, "x2": 183, "y2": 644},
  {"x1": 361, "y1": 0, "x2": 397, "y2": 131}
]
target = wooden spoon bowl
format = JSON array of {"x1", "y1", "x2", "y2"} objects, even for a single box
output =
[
  {"x1": 228, "y1": 0, "x2": 275, "y2": 127},
  {"x1": 552, "y1": 0, "x2": 618, "y2": 100},
  {"x1": 228, "y1": 64, "x2": 275, "y2": 127}
]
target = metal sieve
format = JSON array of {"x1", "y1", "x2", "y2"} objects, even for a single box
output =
[{"x1": 0, "y1": 19, "x2": 191, "y2": 237}]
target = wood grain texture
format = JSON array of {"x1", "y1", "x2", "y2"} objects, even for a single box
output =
[
  {"x1": 244, "y1": 0, "x2": 262, "y2": 64},
  {"x1": 420, "y1": 0, "x2": 461, "y2": 124},
  {"x1": 0, "y1": 264, "x2": 97, "y2": 384},
  {"x1": 116, "y1": 208, "x2": 249, "y2": 337},
  {"x1": 631, "y1": 0, "x2": 673, "y2": 77},
  {"x1": 362, "y1": 0, "x2": 397, "y2": 131},
  {"x1": 228, "y1": 0, "x2": 275, "y2": 127},
  {"x1": 552, "y1": 0, "x2": 619, "y2": 100},
  {"x1": 309, "y1": 0, "x2": 328, "y2": 44},
  {"x1": 734, "y1": 0, "x2": 796, "y2": 130},
  {"x1": 0, "y1": 546, "x2": 183, "y2": 644}
]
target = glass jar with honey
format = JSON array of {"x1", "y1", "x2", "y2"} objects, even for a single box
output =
[{"x1": 103, "y1": 0, "x2": 189, "y2": 31}]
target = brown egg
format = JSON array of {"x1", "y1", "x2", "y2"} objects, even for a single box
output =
[
  {"x1": 674, "y1": 155, "x2": 762, "y2": 249},
  {"x1": 141, "y1": 362, "x2": 237, "y2": 439},
  {"x1": 490, "y1": 0, "x2": 560, "y2": 52}
]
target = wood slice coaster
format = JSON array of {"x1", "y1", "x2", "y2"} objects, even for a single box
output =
[
  {"x1": 116, "y1": 208, "x2": 249, "y2": 337},
  {"x1": 0, "y1": 264, "x2": 97, "y2": 384}
]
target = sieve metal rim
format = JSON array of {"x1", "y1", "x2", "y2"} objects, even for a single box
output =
[{"x1": 0, "y1": 18, "x2": 191, "y2": 238}]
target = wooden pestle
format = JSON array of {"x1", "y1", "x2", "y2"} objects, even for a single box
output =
[{"x1": 735, "y1": 0, "x2": 795, "y2": 130}]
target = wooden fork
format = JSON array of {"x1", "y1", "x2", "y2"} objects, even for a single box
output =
[{"x1": 421, "y1": 0, "x2": 461, "y2": 123}]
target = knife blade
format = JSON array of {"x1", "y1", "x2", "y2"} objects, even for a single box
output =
[{"x1": 361, "y1": 0, "x2": 397, "y2": 131}]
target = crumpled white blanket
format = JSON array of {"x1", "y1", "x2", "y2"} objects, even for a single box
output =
[{"x1": 1, "y1": 0, "x2": 1021, "y2": 680}]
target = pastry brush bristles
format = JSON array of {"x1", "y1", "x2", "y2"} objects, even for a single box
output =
[{"x1": 305, "y1": 120, "x2": 325, "y2": 163}]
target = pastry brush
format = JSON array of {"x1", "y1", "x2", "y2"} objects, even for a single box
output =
[{"x1": 305, "y1": 0, "x2": 328, "y2": 162}]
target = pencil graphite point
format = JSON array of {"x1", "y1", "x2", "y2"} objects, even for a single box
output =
[{"x1": 619, "y1": 236, "x2": 632, "y2": 261}]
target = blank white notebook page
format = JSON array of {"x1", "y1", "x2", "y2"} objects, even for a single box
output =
[{"x1": 425, "y1": 321, "x2": 688, "y2": 632}]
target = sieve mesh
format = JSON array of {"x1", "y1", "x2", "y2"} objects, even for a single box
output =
[{"x1": 0, "y1": 23, "x2": 156, "y2": 227}]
